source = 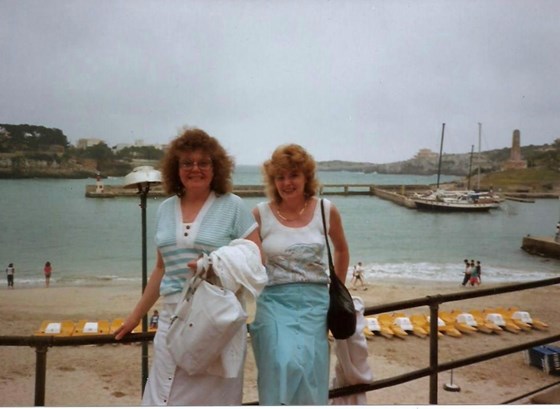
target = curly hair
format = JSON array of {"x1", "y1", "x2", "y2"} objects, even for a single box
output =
[
  {"x1": 262, "y1": 144, "x2": 320, "y2": 203},
  {"x1": 160, "y1": 127, "x2": 234, "y2": 196}
]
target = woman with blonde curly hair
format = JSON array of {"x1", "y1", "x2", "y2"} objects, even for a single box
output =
[
  {"x1": 250, "y1": 143, "x2": 350, "y2": 405},
  {"x1": 115, "y1": 127, "x2": 262, "y2": 405}
]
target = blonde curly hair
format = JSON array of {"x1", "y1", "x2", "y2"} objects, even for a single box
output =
[{"x1": 262, "y1": 144, "x2": 319, "y2": 203}]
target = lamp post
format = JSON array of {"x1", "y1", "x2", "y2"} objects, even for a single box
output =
[{"x1": 123, "y1": 166, "x2": 161, "y2": 393}]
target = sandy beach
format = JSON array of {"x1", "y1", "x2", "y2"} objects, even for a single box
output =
[{"x1": 1, "y1": 278, "x2": 559, "y2": 406}]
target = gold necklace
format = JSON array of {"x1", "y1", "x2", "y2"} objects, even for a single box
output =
[{"x1": 276, "y1": 200, "x2": 308, "y2": 221}]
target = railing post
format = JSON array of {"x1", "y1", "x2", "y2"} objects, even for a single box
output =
[
  {"x1": 34, "y1": 344, "x2": 48, "y2": 406},
  {"x1": 428, "y1": 299, "x2": 439, "y2": 404},
  {"x1": 140, "y1": 186, "x2": 149, "y2": 393}
]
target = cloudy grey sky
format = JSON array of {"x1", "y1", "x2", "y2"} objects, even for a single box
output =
[{"x1": 1, "y1": 0, "x2": 559, "y2": 165}]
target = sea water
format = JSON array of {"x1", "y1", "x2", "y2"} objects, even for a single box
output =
[{"x1": 1, "y1": 167, "x2": 559, "y2": 287}]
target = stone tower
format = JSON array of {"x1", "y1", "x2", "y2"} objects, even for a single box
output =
[{"x1": 503, "y1": 129, "x2": 527, "y2": 170}]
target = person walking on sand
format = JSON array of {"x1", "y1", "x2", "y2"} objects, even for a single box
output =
[
  {"x1": 6, "y1": 263, "x2": 15, "y2": 289},
  {"x1": 43, "y1": 261, "x2": 52, "y2": 288},
  {"x1": 461, "y1": 259, "x2": 471, "y2": 286},
  {"x1": 351, "y1": 261, "x2": 366, "y2": 290},
  {"x1": 471, "y1": 260, "x2": 482, "y2": 285}
]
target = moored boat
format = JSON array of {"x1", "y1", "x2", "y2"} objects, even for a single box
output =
[
  {"x1": 412, "y1": 189, "x2": 500, "y2": 212},
  {"x1": 413, "y1": 123, "x2": 502, "y2": 212}
]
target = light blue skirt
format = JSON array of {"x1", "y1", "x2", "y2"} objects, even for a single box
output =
[{"x1": 249, "y1": 283, "x2": 329, "y2": 405}]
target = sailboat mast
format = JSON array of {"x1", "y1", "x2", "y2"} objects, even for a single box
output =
[
  {"x1": 467, "y1": 144, "x2": 474, "y2": 190},
  {"x1": 436, "y1": 123, "x2": 445, "y2": 189},
  {"x1": 477, "y1": 122, "x2": 482, "y2": 190}
]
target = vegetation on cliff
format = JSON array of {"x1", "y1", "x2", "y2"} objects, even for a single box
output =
[
  {"x1": 0, "y1": 124, "x2": 164, "y2": 178},
  {"x1": 476, "y1": 168, "x2": 560, "y2": 193}
]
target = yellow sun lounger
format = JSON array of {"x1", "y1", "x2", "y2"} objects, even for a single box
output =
[
  {"x1": 393, "y1": 313, "x2": 429, "y2": 338},
  {"x1": 363, "y1": 325, "x2": 375, "y2": 339},
  {"x1": 410, "y1": 314, "x2": 443, "y2": 338},
  {"x1": 73, "y1": 320, "x2": 111, "y2": 336},
  {"x1": 378, "y1": 314, "x2": 408, "y2": 339},
  {"x1": 377, "y1": 313, "x2": 428, "y2": 339},
  {"x1": 431, "y1": 314, "x2": 462, "y2": 337},
  {"x1": 438, "y1": 310, "x2": 460, "y2": 325},
  {"x1": 454, "y1": 313, "x2": 479, "y2": 334},
  {"x1": 109, "y1": 318, "x2": 148, "y2": 334},
  {"x1": 469, "y1": 310, "x2": 503, "y2": 334},
  {"x1": 483, "y1": 311, "x2": 521, "y2": 334},
  {"x1": 34, "y1": 320, "x2": 75, "y2": 337},
  {"x1": 366, "y1": 317, "x2": 394, "y2": 339},
  {"x1": 436, "y1": 312, "x2": 465, "y2": 337},
  {"x1": 395, "y1": 316, "x2": 428, "y2": 338},
  {"x1": 490, "y1": 307, "x2": 531, "y2": 331},
  {"x1": 109, "y1": 318, "x2": 125, "y2": 334},
  {"x1": 495, "y1": 307, "x2": 548, "y2": 331}
]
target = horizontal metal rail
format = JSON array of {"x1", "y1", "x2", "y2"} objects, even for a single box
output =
[
  {"x1": 363, "y1": 276, "x2": 560, "y2": 316},
  {"x1": 0, "y1": 332, "x2": 154, "y2": 348}
]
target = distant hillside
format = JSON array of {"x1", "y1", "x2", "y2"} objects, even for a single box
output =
[
  {"x1": 318, "y1": 140, "x2": 560, "y2": 177},
  {"x1": 1, "y1": 123, "x2": 558, "y2": 180}
]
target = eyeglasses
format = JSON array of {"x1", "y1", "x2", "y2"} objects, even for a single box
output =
[{"x1": 179, "y1": 160, "x2": 213, "y2": 171}]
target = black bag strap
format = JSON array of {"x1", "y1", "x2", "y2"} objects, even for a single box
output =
[{"x1": 320, "y1": 199, "x2": 336, "y2": 280}]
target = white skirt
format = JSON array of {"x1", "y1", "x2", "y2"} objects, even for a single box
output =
[{"x1": 142, "y1": 299, "x2": 245, "y2": 406}]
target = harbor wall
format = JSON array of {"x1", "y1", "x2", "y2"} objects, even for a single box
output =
[
  {"x1": 373, "y1": 187, "x2": 417, "y2": 209},
  {"x1": 86, "y1": 183, "x2": 432, "y2": 199},
  {"x1": 521, "y1": 236, "x2": 560, "y2": 259}
]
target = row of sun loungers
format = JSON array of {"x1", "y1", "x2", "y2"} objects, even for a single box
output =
[
  {"x1": 363, "y1": 307, "x2": 549, "y2": 340},
  {"x1": 38, "y1": 307, "x2": 548, "y2": 340},
  {"x1": 34, "y1": 319, "x2": 154, "y2": 336}
]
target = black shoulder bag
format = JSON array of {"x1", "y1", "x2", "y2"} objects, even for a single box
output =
[{"x1": 320, "y1": 199, "x2": 356, "y2": 340}]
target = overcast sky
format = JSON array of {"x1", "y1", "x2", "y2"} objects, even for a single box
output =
[{"x1": 1, "y1": 0, "x2": 559, "y2": 165}]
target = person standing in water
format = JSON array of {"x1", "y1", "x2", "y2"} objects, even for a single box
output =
[
  {"x1": 6, "y1": 263, "x2": 15, "y2": 289},
  {"x1": 44, "y1": 261, "x2": 53, "y2": 288}
]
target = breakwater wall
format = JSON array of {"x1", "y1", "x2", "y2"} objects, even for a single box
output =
[
  {"x1": 85, "y1": 183, "x2": 431, "y2": 200},
  {"x1": 373, "y1": 187, "x2": 417, "y2": 209},
  {"x1": 521, "y1": 236, "x2": 560, "y2": 259}
]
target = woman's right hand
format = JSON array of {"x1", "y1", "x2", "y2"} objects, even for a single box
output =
[{"x1": 113, "y1": 316, "x2": 140, "y2": 341}]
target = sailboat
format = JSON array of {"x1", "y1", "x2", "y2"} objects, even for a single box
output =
[{"x1": 412, "y1": 123, "x2": 501, "y2": 212}]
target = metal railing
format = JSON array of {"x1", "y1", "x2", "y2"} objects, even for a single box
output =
[
  {"x1": 327, "y1": 276, "x2": 560, "y2": 404},
  {"x1": 1, "y1": 276, "x2": 559, "y2": 406}
]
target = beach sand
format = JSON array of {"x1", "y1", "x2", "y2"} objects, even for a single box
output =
[{"x1": 1, "y1": 278, "x2": 559, "y2": 406}]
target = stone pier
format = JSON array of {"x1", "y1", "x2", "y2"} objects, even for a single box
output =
[{"x1": 521, "y1": 235, "x2": 560, "y2": 259}]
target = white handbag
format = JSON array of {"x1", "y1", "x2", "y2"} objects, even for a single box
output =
[{"x1": 166, "y1": 257, "x2": 248, "y2": 376}]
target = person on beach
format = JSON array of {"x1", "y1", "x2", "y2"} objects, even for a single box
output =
[
  {"x1": 114, "y1": 127, "x2": 263, "y2": 406},
  {"x1": 148, "y1": 309, "x2": 159, "y2": 329},
  {"x1": 470, "y1": 260, "x2": 482, "y2": 285},
  {"x1": 43, "y1": 261, "x2": 52, "y2": 288},
  {"x1": 249, "y1": 143, "x2": 350, "y2": 405},
  {"x1": 461, "y1": 259, "x2": 471, "y2": 286},
  {"x1": 6, "y1": 263, "x2": 15, "y2": 289},
  {"x1": 351, "y1": 261, "x2": 366, "y2": 290},
  {"x1": 468, "y1": 260, "x2": 476, "y2": 286}
]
